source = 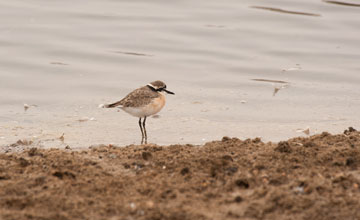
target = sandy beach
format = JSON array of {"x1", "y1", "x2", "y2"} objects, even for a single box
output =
[
  {"x1": 1, "y1": 128, "x2": 359, "y2": 220},
  {"x1": 1, "y1": 0, "x2": 360, "y2": 219}
]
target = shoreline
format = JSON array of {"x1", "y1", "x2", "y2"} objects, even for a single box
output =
[{"x1": 1, "y1": 128, "x2": 359, "y2": 219}]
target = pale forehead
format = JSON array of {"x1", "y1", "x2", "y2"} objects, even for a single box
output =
[{"x1": 149, "y1": 80, "x2": 166, "y2": 88}]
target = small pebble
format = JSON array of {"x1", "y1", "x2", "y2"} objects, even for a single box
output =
[
  {"x1": 293, "y1": 186, "x2": 304, "y2": 194},
  {"x1": 129, "y1": 202, "x2": 136, "y2": 209}
]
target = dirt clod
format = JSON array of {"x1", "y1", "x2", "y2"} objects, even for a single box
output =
[
  {"x1": 180, "y1": 167, "x2": 190, "y2": 175},
  {"x1": 235, "y1": 179, "x2": 250, "y2": 189},
  {"x1": 222, "y1": 136, "x2": 231, "y2": 142},
  {"x1": 275, "y1": 141, "x2": 292, "y2": 153},
  {"x1": 19, "y1": 157, "x2": 29, "y2": 167},
  {"x1": 28, "y1": 148, "x2": 38, "y2": 156},
  {"x1": 234, "y1": 196, "x2": 243, "y2": 203},
  {"x1": 52, "y1": 171, "x2": 76, "y2": 180},
  {"x1": 222, "y1": 155, "x2": 233, "y2": 162},
  {"x1": 344, "y1": 127, "x2": 357, "y2": 135},
  {"x1": 142, "y1": 151, "x2": 152, "y2": 160}
]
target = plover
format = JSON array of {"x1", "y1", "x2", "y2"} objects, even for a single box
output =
[{"x1": 104, "y1": 80, "x2": 174, "y2": 144}]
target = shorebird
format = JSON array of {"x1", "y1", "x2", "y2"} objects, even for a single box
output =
[{"x1": 104, "y1": 80, "x2": 174, "y2": 144}]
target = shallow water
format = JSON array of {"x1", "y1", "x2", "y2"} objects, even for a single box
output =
[{"x1": 1, "y1": 0, "x2": 359, "y2": 149}]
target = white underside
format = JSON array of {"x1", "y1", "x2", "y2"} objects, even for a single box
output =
[{"x1": 119, "y1": 106, "x2": 161, "y2": 118}]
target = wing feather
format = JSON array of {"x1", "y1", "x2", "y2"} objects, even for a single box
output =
[{"x1": 105, "y1": 86, "x2": 159, "y2": 108}]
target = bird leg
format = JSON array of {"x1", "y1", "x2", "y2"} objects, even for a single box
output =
[
  {"x1": 139, "y1": 117, "x2": 144, "y2": 144},
  {"x1": 143, "y1": 116, "x2": 147, "y2": 144}
]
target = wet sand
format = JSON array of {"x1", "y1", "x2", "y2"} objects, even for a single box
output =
[
  {"x1": 1, "y1": 0, "x2": 360, "y2": 147},
  {"x1": 1, "y1": 128, "x2": 359, "y2": 220}
]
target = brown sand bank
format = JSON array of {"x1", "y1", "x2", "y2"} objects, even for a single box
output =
[{"x1": 1, "y1": 128, "x2": 360, "y2": 220}]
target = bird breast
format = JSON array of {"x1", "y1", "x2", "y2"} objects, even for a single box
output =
[{"x1": 145, "y1": 93, "x2": 166, "y2": 116}]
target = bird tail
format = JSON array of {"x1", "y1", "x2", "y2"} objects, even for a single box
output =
[{"x1": 102, "y1": 101, "x2": 122, "y2": 108}]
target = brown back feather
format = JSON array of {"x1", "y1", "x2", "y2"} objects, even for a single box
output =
[{"x1": 105, "y1": 86, "x2": 159, "y2": 108}]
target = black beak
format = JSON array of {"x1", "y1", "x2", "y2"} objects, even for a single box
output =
[{"x1": 164, "y1": 89, "x2": 175, "y2": 95}]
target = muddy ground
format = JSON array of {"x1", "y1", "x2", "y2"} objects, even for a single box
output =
[{"x1": 1, "y1": 128, "x2": 360, "y2": 220}]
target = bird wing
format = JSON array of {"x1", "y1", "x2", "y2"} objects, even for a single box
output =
[{"x1": 106, "y1": 86, "x2": 159, "y2": 108}]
